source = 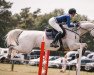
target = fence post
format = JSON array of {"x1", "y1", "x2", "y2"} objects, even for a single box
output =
[
  {"x1": 43, "y1": 50, "x2": 50, "y2": 75},
  {"x1": 38, "y1": 37, "x2": 50, "y2": 75},
  {"x1": 76, "y1": 44, "x2": 83, "y2": 75},
  {"x1": 38, "y1": 38, "x2": 45, "y2": 75},
  {"x1": 11, "y1": 60, "x2": 14, "y2": 71}
]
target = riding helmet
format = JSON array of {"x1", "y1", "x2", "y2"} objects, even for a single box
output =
[{"x1": 68, "y1": 8, "x2": 76, "y2": 14}]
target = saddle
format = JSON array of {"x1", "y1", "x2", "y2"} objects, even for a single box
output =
[
  {"x1": 45, "y1": 28, "x2": 66, "y2": 51},
  {"x1": 45, "y1": 28, "x2": 66, "y2": 40},
  {"x1": 45, "y1": 28, "x2": 58, "y2": 39}
]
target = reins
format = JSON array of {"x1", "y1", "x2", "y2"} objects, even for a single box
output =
[
  {"x1": 64, "y1": 27, "x2": 80, "y2": 36},
  {"x1": 64, "y1": 26, "x2": 94, "y2": 37}
]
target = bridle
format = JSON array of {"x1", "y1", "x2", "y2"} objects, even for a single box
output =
[
  {"x1": 65, "y1": 26, "x2": 94, "y2": 37},
  {"x1": 79, "y1": 26, "x2": 94, "y2": 32}
]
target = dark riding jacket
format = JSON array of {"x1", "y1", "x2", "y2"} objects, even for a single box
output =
[{"x1": 55, "y1": 14, "x2": 74, "y2": 27}]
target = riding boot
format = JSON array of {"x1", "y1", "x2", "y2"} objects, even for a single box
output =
[{"x1": 50, "y1": 31, "x2": 63, "y2": 48}]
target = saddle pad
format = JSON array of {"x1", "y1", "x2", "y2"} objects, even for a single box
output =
[{"x1": 45, "y1": 28, "x2": 58, "y2": 40}]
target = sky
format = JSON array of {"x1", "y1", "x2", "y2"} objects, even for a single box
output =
[{"x1": 6, "y1": 0, "x2": 94, "y2": 20}]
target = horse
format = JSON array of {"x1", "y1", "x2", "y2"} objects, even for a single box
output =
[
  {"x1": 5, "y1": 21, "x2": 94, "y2": 75},
  {"x1": 5, "y1": 21, "x2": 94, "y2": 57}
]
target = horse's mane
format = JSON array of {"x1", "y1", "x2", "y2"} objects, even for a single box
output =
[{"x1": 80, "y1": 21, "x2": 93, "y2": 23}]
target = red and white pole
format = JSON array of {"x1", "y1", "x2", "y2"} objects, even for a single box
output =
[
  {"x1": 38, "y1": 37, "x2": 50, "y2": 75},
  {"x1": 38, "y1": 38, "x2": 45, "y2": 75},
  {"x1": 43, "y1": 50, "x2": 50, "y2": 75}
]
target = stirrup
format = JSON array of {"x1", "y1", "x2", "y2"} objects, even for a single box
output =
[{"x1": 50, "y1": 43, "x2": 59, "y2": 48}]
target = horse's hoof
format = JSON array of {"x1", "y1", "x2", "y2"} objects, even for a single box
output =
[
  {"x1": 50, "y1": 43, "x2": 59, "y2": 48},
  {"x1": 54, "y1": 45, "x2": 59, "y2": 48}
]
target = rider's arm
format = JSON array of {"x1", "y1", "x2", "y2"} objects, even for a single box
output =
[{"x1": 66, "y1": 16, "x2": 74, "y2": 27}]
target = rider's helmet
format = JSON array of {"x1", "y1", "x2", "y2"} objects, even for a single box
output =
[{"x1": 68, "y1": 8, "x2": 76, "y2": 14}]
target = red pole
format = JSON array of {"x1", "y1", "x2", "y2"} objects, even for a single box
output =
[
  {"x1": 44, "y1": 50, "x2": 50, "y2": 75},
  {"x1": 38, "y1": 38, "x2": 45, "y2": 75}
]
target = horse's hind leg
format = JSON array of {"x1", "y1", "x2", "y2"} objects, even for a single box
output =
[
  {"x1": 7, "y1": 46, "x2": 18, "y2": 59},
  {"x1": 7, "y1": 46, "x2": 14, "y2": 59}
]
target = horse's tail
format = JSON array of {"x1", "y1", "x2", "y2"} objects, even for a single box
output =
[{"x1": 5, "y1": 29, "x2": 23, "y2": 46}]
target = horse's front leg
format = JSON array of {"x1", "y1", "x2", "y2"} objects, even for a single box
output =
[
  {"x1": 69, "y1": 43, "x2": 87, "y2": 51},
  {"x1": 76, "y1": 43, "x2": 85, "y2": 75},
  {"x1": 69, "y1": 43, "x2": 87, "y2": 75}
]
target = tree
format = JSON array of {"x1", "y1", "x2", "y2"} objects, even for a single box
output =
[
  {"x1": 34, "y1": 9, "x2": 65, "y2": 30},
  {"x1": 33, "y1": 8, "x2": 41, "y2": 18},
  {"x1": 0, "y1": 0, "x2": 12, "y2": 47},
  {"x1": 72, "y1": 14, "x2": 89, "y2": 22},
  {"x1": 14, "y1": 7, "x2": 36, "y2": 29}
]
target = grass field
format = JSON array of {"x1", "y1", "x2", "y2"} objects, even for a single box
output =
[{"x1": 0, "y1": 63, "x2": 94, "y2": 75}]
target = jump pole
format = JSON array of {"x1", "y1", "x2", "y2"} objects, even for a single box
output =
[
  {"x1": 42, "y1": 50, "x2": 50, "y2": 75},
  {"x1": 38, "y1": 37, "x2": 50, "y2": 75},
  {"x1": 76, "y1": 44, "x2": 83, "y2": 75},
  {"x1": 38, "y1": 38, "x2": 45, "y2": 75}
]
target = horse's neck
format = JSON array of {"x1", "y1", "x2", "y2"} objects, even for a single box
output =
[
  {"x1": 77, "y1": 28, "x2": 87, "y2": 36},
  {"x1": 63, "y1": 25, "x2": 82, "y2": 36},
  {"x1": 64, "y1": 22, "x2": 94, "y2": 36},
  {"x1": 79, "y1": 22, "x2": 94, "y2": 36}
]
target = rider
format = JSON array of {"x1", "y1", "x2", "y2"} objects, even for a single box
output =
[{"x1": 48, "y1": 8, "x2": 78, "y2": 48}]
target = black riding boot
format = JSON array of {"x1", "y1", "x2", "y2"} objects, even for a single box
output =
[{"x1": 50, "y1": 31, "x2": 63, "y2": 48}]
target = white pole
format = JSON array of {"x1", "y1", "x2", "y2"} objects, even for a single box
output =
[{"x1": 77, "y1": 44, "x2": 83, "y2": 75}]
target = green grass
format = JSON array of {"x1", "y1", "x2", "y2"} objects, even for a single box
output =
[{"x1": 0, "y1": 63, "x2": 94, "y2": 75}]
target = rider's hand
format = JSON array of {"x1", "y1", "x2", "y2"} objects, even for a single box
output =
[{"x1": 74, "y1": 23, "x2": 80, "y2": 27}]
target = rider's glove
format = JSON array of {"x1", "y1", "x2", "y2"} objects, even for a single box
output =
[{"x1": 74, "y1": 23, "x2": 79, "y2": 27}]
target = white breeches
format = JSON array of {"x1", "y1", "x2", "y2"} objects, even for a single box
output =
[{"x1": 48, "y1": 17, "x2": 63, "y2": 33}]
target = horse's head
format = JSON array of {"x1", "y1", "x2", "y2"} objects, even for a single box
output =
[{"x1": 79, "y1": 21, "x2": 94, "y2": 37}]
